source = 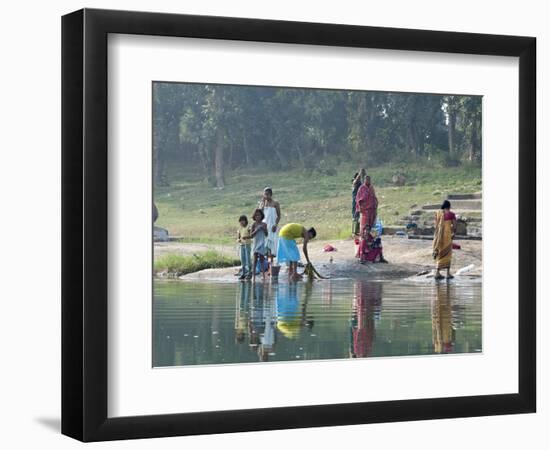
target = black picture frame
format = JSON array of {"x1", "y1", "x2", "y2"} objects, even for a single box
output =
[{"x1": 62, "y1": 8, "x2": 536, "y2": 442}]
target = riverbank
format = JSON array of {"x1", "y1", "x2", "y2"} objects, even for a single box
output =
[
  {"x1": 155, "y1": 235, "x2": 482, "y2": 282},
  {"x1": 154, "y1": 163, "x2": 481, "y2": 243}
]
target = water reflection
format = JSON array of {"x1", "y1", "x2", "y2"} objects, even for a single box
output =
[
  {"x1": 153, "y1": 278, "x2": 482, "y2": 367},
  {"x1": 234, "y1": 282, "x2": 316, "y2": 361},
  {"x1": 431, "y1": 283, "x2": 455, "y2": 354},
  {"x1": 349, "y1": 281, "x2": 382, "y2": 358}
]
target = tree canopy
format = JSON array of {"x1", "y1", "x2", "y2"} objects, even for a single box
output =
[{"x1": 153, "y1": 82, "x2": 481, "y2": 188}]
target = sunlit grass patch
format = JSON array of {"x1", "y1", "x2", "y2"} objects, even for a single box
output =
[
  {"x1": 154, "y1": 250, "x2": 240, "y2": 276},
  {"x1": 155, "y1": 162, "x2": 481, "y2": 244}
]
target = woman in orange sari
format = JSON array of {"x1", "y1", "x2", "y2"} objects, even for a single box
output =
[
  {"x1": 432, "y1": 200, "x2": 457, "y2": 280},
  {"x1": 355, "y1": 176, "x2": 378, "y2": 235}
]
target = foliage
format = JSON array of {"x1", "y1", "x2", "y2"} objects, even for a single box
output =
[{"x1": 153, "y1": 83, "x2": 482, "y2": 187}]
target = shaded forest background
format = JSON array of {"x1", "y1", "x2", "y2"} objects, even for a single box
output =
[{"x1": 153, "y1": 82, "x2": 482, "y2": 188}]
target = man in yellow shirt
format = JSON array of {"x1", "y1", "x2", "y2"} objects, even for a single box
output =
[{"x1": 277, "y1": 223, "x2": 316, "y2": 281}]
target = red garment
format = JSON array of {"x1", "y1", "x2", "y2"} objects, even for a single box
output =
[
  {"x1": 443, "y1": 211, "x2": 456, "y2": 221},
  {"x1": 355, "y1": 183, "x2": 378, "y2": 212},
  {"x1": 357, "y1": 233, "x2": 383, "y2": 262},
  {"x1": 351, "y1": 282, "x2": 378, "y2": 357},
  {"x1": 356, "y1": 183, "x2": 378, "y2": 232},
  {"x1": 362, "y1": 208, "x2": 377, "y2": 231}
]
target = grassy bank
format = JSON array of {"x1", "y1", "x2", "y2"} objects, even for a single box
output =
[
  {"x1": 154, "y1": 250, "x2": 240, "y2": 276},
  {"x1": 155, "y1": 162, "x2": 481, "y2": 244}
]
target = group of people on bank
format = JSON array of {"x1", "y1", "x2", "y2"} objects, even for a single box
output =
[
  {"x1": 237, "y1": 187, "x2": 316, "y2": 282},
  {"x1": 351, "y1": 169, "x2": 387, "y2": 264},
  {"x1": 352, "y1": 168, "x2": 458, "y2": 278},
  {"x1": 235, "y1": 171, "x2": 458, "y2": 283}
]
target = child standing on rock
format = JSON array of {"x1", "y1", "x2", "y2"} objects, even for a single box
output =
[{"x1": 237, "y1": 215, "x2": 252, "y2": 280}]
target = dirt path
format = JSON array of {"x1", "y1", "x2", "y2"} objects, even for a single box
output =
[
  {"x1": 304, "y1": 236, "x2": 481, "y2": 274},
  {"x1": 156, "y1": 236, "x2": 481, "y2": 281}
]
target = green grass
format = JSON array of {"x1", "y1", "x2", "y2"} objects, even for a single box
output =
[
  {"x1": 154, "y1": 250, "x2": 240, "y2": 276},
  {"x1": 155, "y1": 161, "x2": 481, "y2": 244}
]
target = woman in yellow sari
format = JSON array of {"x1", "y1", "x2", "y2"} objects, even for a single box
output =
[{"x1": 432, "y1": 200, "x2": 457, "y2": 280}]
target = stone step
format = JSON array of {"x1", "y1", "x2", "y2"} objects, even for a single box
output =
[
  {"x1": 422, "y1": 200, "x2": 482, "y2": 211},
  {"x1": 407, "y1": 209, "x2": 482, "y2": 216},
  {"x1": 382, "y1": 226, "x2": 407, "y2": 235},
  {"x1": 422, "y1": 217, "x2": 481, "y2": 224},
  {"x1": 407, "y1": 234, "x2": 482, "y2": 241},
  {"x1": 422, "y1": 204, "x2": 442, "y2": 210},
  {"x1": 448, "y1": 199, "x2": 482, "y2": 210},
  {"x1": 401, "y1": 212, "x2": 481, "y2": 223},
  {"x1": 447, "y1": 192, "x2": 482, "y2": 200},
  {"x1": 454, "y1": 209, "x2": 482, "y2": 215}
]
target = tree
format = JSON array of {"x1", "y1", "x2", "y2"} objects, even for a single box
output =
[
  {"x1": 459, "y1": 96, "x2": 482, "y2": 161},
  {"x1": 443, "y1": 96, "x2": 459, "y2": 157},
  {"x1": 153, "y1": 82, "x2": 482, "y2": 185},
  {"x1": 153, "y1": 83, "x2": 185, "y2": 186}
]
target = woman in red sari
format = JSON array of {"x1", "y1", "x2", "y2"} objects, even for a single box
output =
[{"x1": 355, "y1": 176, "x2": 378, "y2": 235}]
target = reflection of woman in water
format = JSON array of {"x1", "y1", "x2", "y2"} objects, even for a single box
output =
[
  {"x1": 431, "y1": 283, "x2": 455, "y2": 353},
  {"x1": 322, "y1": 279, "x2": 334, "y2": 306},
  {"x1": 234, "y1": 282, "x2": 315, "y2": 361},
  {"x1": 249, "y1": 283, "x2": 266, "y2": 347},
  {"x1": 276, "y1": 283, "x2": 302, "y2": 340},
  {"x1": 275, "y1": 283, "x2": 314, "y2": 341},
  {"x1": 349, "y1": 281, "x2": 382, "y2": 358},
  {"x1": 234, "y1": 282, "x2": 251, "y2": 343},
  {"x1": 258, "y1": 291, "x2": 277, "y2": 362}
]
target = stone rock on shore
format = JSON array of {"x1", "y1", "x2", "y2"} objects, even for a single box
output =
[{"x1": 154, "y1": 226, "x2": 169, "y2": 242}]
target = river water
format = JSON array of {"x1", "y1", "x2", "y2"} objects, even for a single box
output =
[{"x1": 153, "y1": 278, "x2": 481, "y2": 367}]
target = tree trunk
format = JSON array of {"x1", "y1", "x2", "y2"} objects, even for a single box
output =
[
  {"x1": 228, "y1": 140, "x2": 234, "y2": 170},
  {"x1": 214, "y1": 128, "x2": 225, "y2": 189},
  {"x1": 469, "y1": 119, "x2": 478, "y2": 161},
  {"x1": 364, "y1": 95, "x2": 377, "y2": 156},
  {"x1": 359, "y1": 95, "x2": 371, "y2": 157},
  {"x1": 153, "y1": 146, "x2": 159, "y2": 185},
  {"x1": 273, "y1": 146, "x2": 287, "y2": 168},
  {"x1": 407, "y1": 122, "x2": 419, "y2": 155},
  {"x1": 152, "y1": 127, "x2": 163, "y2": 187},
  {"x1": 295, "y1": 139, "x2": 306, "y2": 164},
  {"x1": 196, "y1": 140, "x2": 210, "y2": 181},
  {"x1": 448, "y1": 109, "x2": 456, "y2": 156},
  {"x1": 154, "y1": 146, "x2": 168, "y2": 187},
  {"x1": 268, "y1": 128, "x2": 287, "y2": 167},
  {"x1": 243, "y1": 133, "x2": 250, "y2": 165}
]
